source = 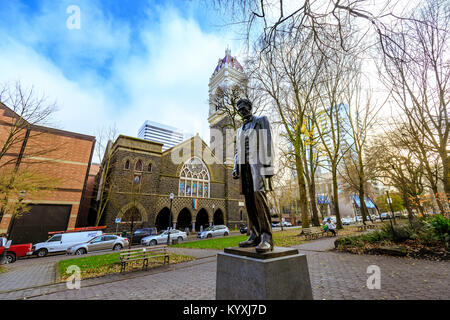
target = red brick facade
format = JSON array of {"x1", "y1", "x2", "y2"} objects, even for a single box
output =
[{"x1": 0, "y1": 103, "x2": 95, "y2": 237}]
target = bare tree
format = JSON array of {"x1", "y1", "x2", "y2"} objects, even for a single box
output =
[
  {"x1": 0, "y1": 82, "x2": 57, "y2": 169},
  {"x1": 249, "y1": 28, "x2": 325, "y2": 228},
  {"x1": 370, "y1": 130, "x2": 425, "y2": 226},
  {"x1": 211, "y1": 0, "x2": 412, "y2": 56},
  {"x1": 93, "y1": 125, "x2": 118, "y2": 227},
  {"x1": 0, "y1": 82, "x2": 59, "y2": 262},
  {"x1": 338, "y1": 71, "x2": 382, "y2": 224},
  {"x1": 312, "y1": 30, "x2": 360, "y2": 229},
  {"x1": 378, "y1": 0, "x2": 450, "y2": 204}
]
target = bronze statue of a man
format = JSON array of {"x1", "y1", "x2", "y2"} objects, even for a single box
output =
[{"x1": 233, "y1": 98, "x2": 275, "y2": 253}]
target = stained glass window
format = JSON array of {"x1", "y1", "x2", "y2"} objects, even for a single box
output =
[{"x1": 178, "y1": 157, "x2": 210, "y2": 198}]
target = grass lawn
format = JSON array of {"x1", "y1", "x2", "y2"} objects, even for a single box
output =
[
  {"x1": 0, "y1": 265, "x2": 6, "y2": 274},
  {"x1": 58, "y1": 252, "x2": 194, "y2": 281},
  {"x1": 172, "y1": 229, "x2": 307, "y2": 250},
  {"x1": 172, "y1": 235, "x2": 248, "y2": 249},
  {"x1": 171, "y1": 223, "x2": 392, "y2": 250}
]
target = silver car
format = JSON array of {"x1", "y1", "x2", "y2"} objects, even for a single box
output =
[
  {"x1": 197, "y1": 225, "x2": 230, "y2": 239},
  {"x1": 66, "y1": 235, "x2": 129, "y2": 255},
  {"x1": 141, "y1": 229, "x2": 187, "y2": 246}
]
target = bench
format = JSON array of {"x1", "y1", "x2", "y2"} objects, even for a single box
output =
[
  {"x1": 301, "y1": 227, "x2": 321, "y2": 240},
  {"x1": 356, "y1": 224, "x2": 376, "y2": 232},
  {"x1": 301, "y1": 227, "x2": 329, "y2": 240},
  {"x1": 119, "y1": 245, "x2": 169, "y2": 273}
]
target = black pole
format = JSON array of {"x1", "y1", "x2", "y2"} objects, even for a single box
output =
[
  {"x1": 167, "y1": 197, "x2": 173, "y2": 245},
  {"x1": 386, "y1": 190, "x2": 397, "y2": 225},
  {"x1": 386, "y1": 190, "x2": 397, "y2": 241}
]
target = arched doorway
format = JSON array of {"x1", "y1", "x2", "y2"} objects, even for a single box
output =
[
  {"x1": 177, "y1": 208, "x2": 192, "y2": 231},
  {"x1": 213, "y1": 209, "x2": 224, "y2": 225},
  {"x1": 155, "y1": 207, "x2": 171, "y2": 231},
  {"x1": 122, "y1": 207, "x2": 143, "y2": 223},
  {"x1": 195, "y1": 208, "x2": 209, "y2": 231}
]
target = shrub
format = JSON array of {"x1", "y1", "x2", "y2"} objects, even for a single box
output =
[
  {"x1": 429, "y1": 215, "x2": 450, "y2": 243},
  {"x1": 360, "y1": 230, "x2": 387, "y2": 243},
  {"x1": 379, "y1": 223, "x2": 416, "y2": 243},
  {"x1": 335, "y1": 235, "x2": 364, "y2": 248}
]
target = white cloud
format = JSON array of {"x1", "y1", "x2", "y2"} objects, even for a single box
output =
[{"x1": 0, "y1": 2, "x2": 246, "y2": 157}]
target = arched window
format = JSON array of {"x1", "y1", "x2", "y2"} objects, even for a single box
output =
[
  {"x1": 124, "y1": 160, "x2": 130, "y2": 170},
  {"x1": 135, "y1": 160, "x2": 143, "y2": 172},
  {"x1": 148, "y1": 163, "x2": 153, "y2": 172},
  {"x1": 179, "y1": 157, "x2": 210, "y2": 198}
]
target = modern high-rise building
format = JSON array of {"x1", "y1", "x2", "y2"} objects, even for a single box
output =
[{"x1": 138, "y1": 120, "x2": 192, "y2": 151}]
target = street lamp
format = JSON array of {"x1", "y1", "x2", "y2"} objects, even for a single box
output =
[
  {"x1": 211, "y1": 204, "x2": 215, "y2": 227},
  {"x1": 168, "y1": 193, "x2": 174, "y2": 245},
  {"x1": 386, "y1": 190, "x2": 397, "y2": 225}
]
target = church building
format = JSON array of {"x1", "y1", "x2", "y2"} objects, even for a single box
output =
[{"x1": 93, "y1": 49, "x2": 248, "y2": 233}]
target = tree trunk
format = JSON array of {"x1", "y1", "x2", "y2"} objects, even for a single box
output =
[
  {"x1": 331, "y1": 163, "x2": 343, "y2": 229},
  {"x1": 402, "y1": 192, "x2": 418, "y2": 228},
  {"x1": 359, "y1": 183, "x2": 368, "y2": 225},
  {"x1": 441, "y1": 151, "x2": 449, "y2": 203},
  {"x1": 308, "y1": 181, "x2": 320, "y2": 226},
  {"x1": 431, "y1": 184, "x2": 446, "y2": 215},
  {"x1": 295, "y1": 151, "x2": 310, "y2": 228},
  {"x1": 289, "y1": 199, "x2": 296, "y2": 227}
]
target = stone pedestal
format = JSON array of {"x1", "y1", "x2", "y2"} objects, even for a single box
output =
[{"x1": 216, "y1": 247, "x2": 313, "y2": 300}]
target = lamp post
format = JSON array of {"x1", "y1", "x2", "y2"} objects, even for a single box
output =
[
  {"x1": 386, "y1": 190, "x2": 397, "y2": 225},
  {"x1": 168, "y1": 193, "x2": 174, "y2": 245},
  {"x1": 211, "y1": 204, "x2": 215, "y2": 227},
  {"x1": 386, "y1": 190, "x2": 398, "y2": 241}
]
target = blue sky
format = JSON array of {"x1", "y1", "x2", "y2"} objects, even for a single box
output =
[{"x1": 0, "y1": 0, "x2": 245, "y2": 160}]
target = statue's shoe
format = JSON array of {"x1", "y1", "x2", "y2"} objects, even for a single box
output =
[
  {"x1": 255, "y1": 233, "x2": 274, "y2": 253},
  {"x1": 255, "y1": 241, "x2": 274, "y2": 253},
  {"x1": 239, "y1": 232, "x2": 260, "y2": 247}
]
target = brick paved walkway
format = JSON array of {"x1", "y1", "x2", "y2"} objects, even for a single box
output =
[
  {"x1": 1, "y1": 236, "x2": 449, "y2": 300},
  {"x1": 0, "y1": 262, "x2": 55, "y2": 292}
]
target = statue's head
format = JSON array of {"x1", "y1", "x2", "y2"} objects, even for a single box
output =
[{"x1": 237, "y1": 98, "x2": 252, "y2": 120}]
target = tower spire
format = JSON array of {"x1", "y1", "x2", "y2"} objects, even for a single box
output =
[{"x1": 225, "y1": 45, "x2": 231, "y2": 56}]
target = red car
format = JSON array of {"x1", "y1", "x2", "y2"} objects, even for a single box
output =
[{"x1": 0, "y1": 237, "x2": 32, "y2": 264}]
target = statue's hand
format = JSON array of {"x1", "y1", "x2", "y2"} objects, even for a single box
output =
[{"x1": 232, "y1": 170, "x2": 239, "y2": 179}]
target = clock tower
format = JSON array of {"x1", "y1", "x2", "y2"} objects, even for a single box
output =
[{"x1": 207, "y1": 48, "x2": 247, "y2": 226}]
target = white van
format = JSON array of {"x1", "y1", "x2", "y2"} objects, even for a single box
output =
[{"x1": 31, "y1": 231, "x2": 103, "y2": 257}]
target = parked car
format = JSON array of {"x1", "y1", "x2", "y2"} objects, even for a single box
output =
[
  {"x1": 66, "y1": 235, "x2": 129, "y2": 255},
  {"x1": 282, "y1": 221, "x2": 292, "y2": 227},
  {"x1": 197, "y1": 225, "x2": 230, "y2": 239},
  {"x1": 141, "y1": 229, "x2": 187, "y2": 246},
  {"x1": 381, "y1": 213, "x2": 391, "y2": 220},
  {"x1": 32, "y1": 230, "x2": 103, "y2": 257},
  {"x1": 131, "y1": 228, "x2": 157, "y2": 244},
  {"x1": 272, "y1": 222, "x2": 280, "y2": 227},
  {"x1": 0, "y1": 237, "x2": 32, "y2": 264},
  {"x1": 240, "y1": 225, "x2": 248, "y2": 234},
  {"x1": 342, "y1": 218, "x2": 352, "y2": 226}
]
